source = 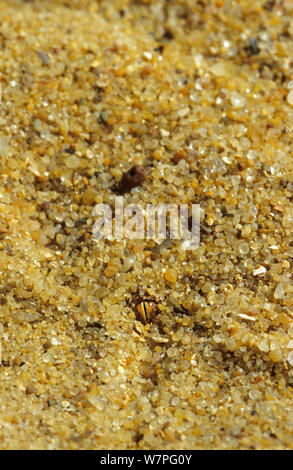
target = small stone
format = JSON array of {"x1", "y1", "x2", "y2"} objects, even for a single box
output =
[
  {"x1": 178, "y1": 108, "x2": 190, "y2": 118},
  {"x1": 249, "y1": 38, "x2": 259, "y2": 55},
  {"x1": 56, "y1": 233, "x2": 66, "y2": 247},
  {"x1": 65, "y1": 155, "x2": 80, "y2": 169},
  {"x1": 90, "y1": 59, "x2": 100, "y2": 68},
  {"x1": 258, "y1": 340, "x2": 269, "y2": 353},
  {"x1": 33, "y1": 119, "x2": 42, "y2": 132},
  {"x1": 230, "y1": 92, "x2": 245, "y2": 108},
  {"x1": 140, "y1": 65, "x2": 153, "y2": 77},
  {"x1": 274, "y1": 283, "x2": 285, "y2": 300},
  {"x1": 38, "y1": 50, "x2": 50, "y2": 65},
  {"x1": 239, "y1": 242, "x2": 249, "y2": 255},
  {"x1": 160, "y1": 129, "x2": 170, "y2": 137},
  {"x1": 206, "y1": 216, "x2": 214, "y2": 226},
  {"x1": 17, "y1": 312, "x2": 38, "y2": 323},
  {"x1": 282, "y1": 214, "x2": 293, "y2": 228},
  {"x1": 142, "y1": 51, "x2": 152, "y2": 61},
  {"x1": 104, "y1": 265, "x2": 118, "y2": 277},
  {"x1": 43, "y1": 340, "x2": 52, "y2": 350},
  {"x1": 151, "y1": 335, "x2": 169, "y2": 343},
  {"x1": 247, "y1": 150, "x2": 257, "y2": 160},
  {"x1": 87, "y1": 394, "x2": 105, "y2": 410},
  {"x1": 0, "y1": 137, "x2": 10, "y2": 157},
  {"x1": 61, "y1": 401, "x2": 71, "y2": 408},
  {"x1": 269, "y1": 348, "x2": 282, "y2": 363},
  {"x1": 81, "y1": 188, "x2": 97, "y2": 205},
  {"x1": 248, "y1": 389, "x2": 261, "y2": 400},
  {"x1": 172, "y1": 148, "x2": 187, "y2": 164},
  {"x1": 118, "y1": 165, "x2": 147, "y2": 193},
  {"x1": 25, "y1": 385, "x2": 37, "y2": 395},
  {"x1": 99, "y1": 110, "x2": 109, "y2": 124},
  {"x1": 253, "y1": 266, "x2": 266, "y2": 276},
  {"x1": 210, "y1": 61, "x2": 227, "y2": 76},
  {"x1": 288, "y1": 90, "x2": 293, "y2": 105},
  {"x1": 287, "y1": 351, "x2": 293, "y2": 366},
  {"x1": 123, "y1": 255, "x2": 136, "y2": 271},
  {"x1": 37, "y1": 201, "x2": 50, "y2": 213},
  {"x1": 237, "y1": 313, "x2": 256, "y2": 322},
  {"x1": 164, "y1": 268, "x2": 177, "y2": 283},
  {"x1": 42, "y1": 352, "x2": 53, "y2": 363}
]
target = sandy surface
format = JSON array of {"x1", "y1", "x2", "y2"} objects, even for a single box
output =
[{"x1": 0, "y1": 0, "x2": 293, "y2": 449}]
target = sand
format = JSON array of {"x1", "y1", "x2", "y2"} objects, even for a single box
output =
[{"x1": 0, "y1": 0, "x2": 292, "y2": 449}]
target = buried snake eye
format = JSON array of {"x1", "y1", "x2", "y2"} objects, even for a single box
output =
[{"x1": 136, "y1": 301, "x2": 156, "y2": 322}]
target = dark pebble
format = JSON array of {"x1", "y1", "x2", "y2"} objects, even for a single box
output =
[
  {"x1": 25, "y1": 385, "x2": 37, "y2": 395},
  {"x1": 249, "y1": 38, "x2": 259, "y2": 55},
  {"x1": 38, "y1": 50, "x2": 50, "y2": 65},
  {"x1": 117, "y1": 165, "x2": 147, "y2": 193}
]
